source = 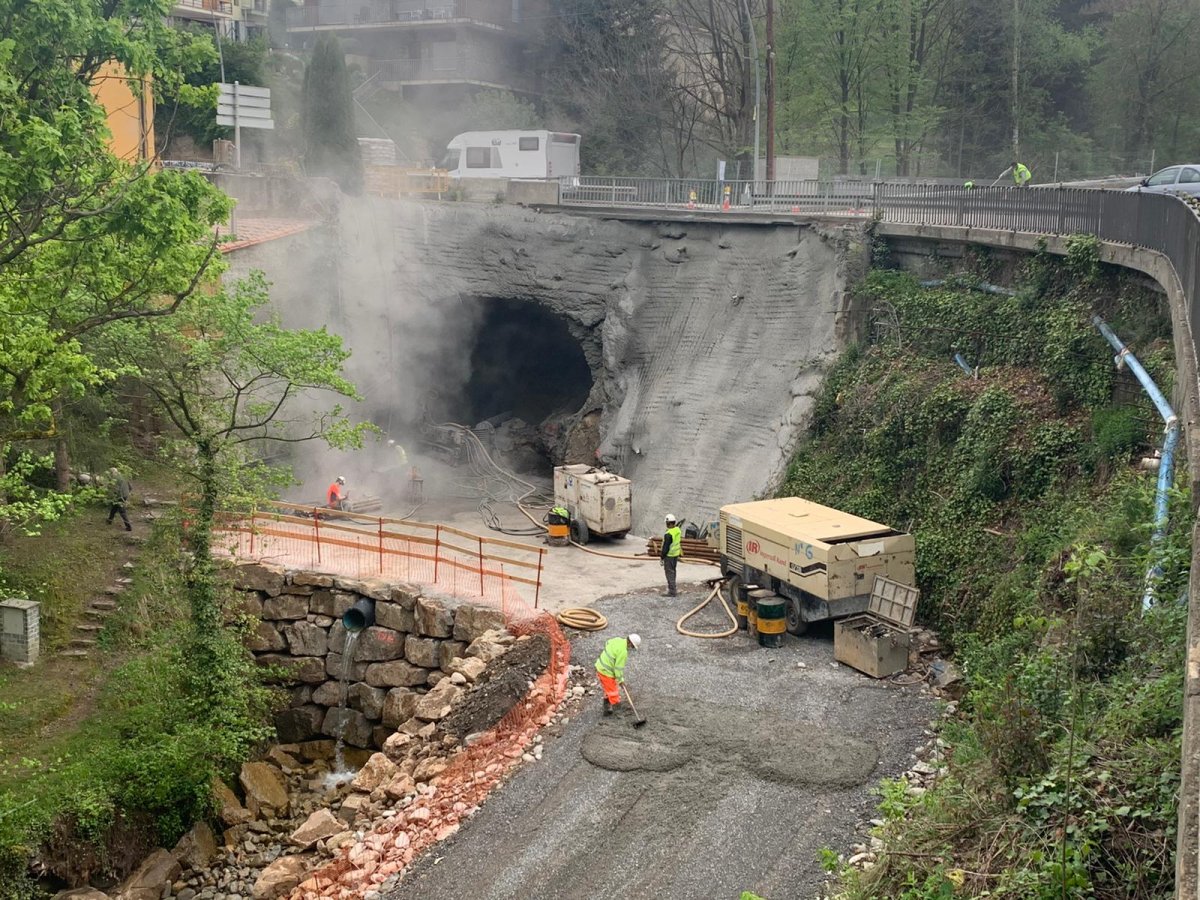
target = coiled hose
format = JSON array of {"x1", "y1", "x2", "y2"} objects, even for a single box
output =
[
  {"x1": 676, "y1": 579, "x2": 738, "y2": 639},
  {"x1": 557, "y1": 607, "x2": 608, "y2": 631}
]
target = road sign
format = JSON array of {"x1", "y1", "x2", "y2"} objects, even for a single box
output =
[
  {"x1": 215, "y1": 82, "x2": 273, "y2": 172},
  {"x1": 216, "y1": 82, "x2": 274, "y2": 130}
]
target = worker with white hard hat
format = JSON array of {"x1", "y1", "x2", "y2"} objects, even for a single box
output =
[
  {"x1": 327, "y1": 475, "x2": 348, "y2": 510},
  {"x1": 660, "y1": 513, "x2": 683, "y2": 596},
  {"x1": 595, "y1": 633, "x2": 641, "y2": 716}
]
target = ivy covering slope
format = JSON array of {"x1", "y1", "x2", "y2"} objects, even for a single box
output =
[{"x1": 783, "y1": 251, "x2": 1189, "y2": 898}]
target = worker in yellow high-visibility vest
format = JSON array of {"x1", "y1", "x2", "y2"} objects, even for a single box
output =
[
  {"x1": 595, "y1": 633, "x2": 641, "y2": 715},
  {"x1": 1011, "y1": 160, "x2": 1032, "y2": 187},
  {"x1": 660, "y1": 513, "x2": 683, "y2": 596}
]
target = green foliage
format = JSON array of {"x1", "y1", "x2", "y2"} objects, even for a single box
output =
[
  {"x1": 0, "y1": 0, "x2": 231, "y2": 548},
  {"x1": 1065, "y1": 234, "x2": 1103, "y2": 283},
  {"x1": 300, "y1": 35, "x2": 363, "y2": 194},
  {"x1": 0, "y1": 628, "x2": 276, "y2": 880},
  {"x1": 155, "y1": 30, "x2": 270, "y2": 150},
  {"x1": 788, "y1": 265, "x2": 1186, "y2": 898}
]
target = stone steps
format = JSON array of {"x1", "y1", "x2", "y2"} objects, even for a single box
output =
[
  {"x1": 59, "y1": 649, "x2": 90, "y2": 659},
  {"x1": 76, "y1": 623, "x2": 104, "y2": 634},
  {"x1": 91, "y1": 598, "x2": 118, "y2": 611},
  {"x1": 69, "y1": 637, "x2": 97, "y2": 650}
]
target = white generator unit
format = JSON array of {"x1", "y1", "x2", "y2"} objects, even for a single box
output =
[{"x1": 553, "y1": 465, "x2": 632, "y2": 544}]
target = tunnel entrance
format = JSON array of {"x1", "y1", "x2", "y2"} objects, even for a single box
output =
[{"x1": 459, "y1": 297, "x2": 593, "y2": 427}]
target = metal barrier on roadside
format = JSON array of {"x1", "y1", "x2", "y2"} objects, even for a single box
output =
[
  {"x1": 557, "y1": 177, "x2": 1200, "y2": 398},
  {"x1": 214, "y1": 501, "x2": 546, "y2": 607}
]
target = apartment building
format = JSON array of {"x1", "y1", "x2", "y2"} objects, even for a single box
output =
[
  {"x1": 285, "y1": 0, "x2": 545, "y2": 100},
  {"x1": 170, "y1": 0, "x2": 270, "y2": 41}
]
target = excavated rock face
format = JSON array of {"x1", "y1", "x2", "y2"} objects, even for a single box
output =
[{"x1": 229, "y1": 201, "x2": 867, "y2": 532}]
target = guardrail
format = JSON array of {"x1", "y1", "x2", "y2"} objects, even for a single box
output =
[
  {"x1": 559, "y1": 177, "x2": 875, "y2": 212},
  {"x1": 558, "y1": 177, "x2": 1200, "y2": 356},
  {"x1": 873, "y1": 185, "x2": 1200, "y2": 359}
]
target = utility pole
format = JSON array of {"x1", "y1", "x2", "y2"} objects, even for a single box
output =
[
  {"x1": 1011, "y1": 0, "x2": 1020, "y2": 158},
  {"x1": 766, "y1": 0, "x2": 776, "y2": 183},
  {"x1": 739, "y1": 0, "x2": 761, "y2": 185}
]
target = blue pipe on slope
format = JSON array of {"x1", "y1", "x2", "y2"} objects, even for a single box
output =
[{"x1": 1093, "y1": 316, "x2": 1179, "y2": 610}]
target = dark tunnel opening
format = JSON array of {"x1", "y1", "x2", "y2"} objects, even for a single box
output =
[{"x1": 460, "y1": 297, "x2": 593, "y2": 427}]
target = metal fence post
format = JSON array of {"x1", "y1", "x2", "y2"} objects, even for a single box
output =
[
  {"x1": 434, "y1": 524, "x2": 441, "y2": 585},
  {"x1": 313, "y1": 508, "x2": 321, "y2": 566},
  {"x1": 535, "y1": 547, "x2": 545, "y2": 608},
  {"x1": 377, "y1": 516, "x2": 384, "y2": 574},
  {"x1": 478, "y1": 536, "x2": 485, "y2": 595}
]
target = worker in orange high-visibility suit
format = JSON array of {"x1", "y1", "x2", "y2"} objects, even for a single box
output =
[
  {"x1": 327, "y1": 475, "x2": 347, "y2": 510},
  {"x1": 595, "y1": 633, "x2": 641, "y2": 715}
]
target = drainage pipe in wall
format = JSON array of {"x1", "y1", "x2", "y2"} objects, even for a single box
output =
[{"x1": 1092, "y1": 315, "x2": 1180, "y2": 610}]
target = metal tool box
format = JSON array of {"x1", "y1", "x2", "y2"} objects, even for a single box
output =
[{"x1": 833, "y1": 575, "x2": 920, "y2": 678}]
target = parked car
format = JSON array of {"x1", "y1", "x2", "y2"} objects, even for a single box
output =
[{"x1": 1126, "y1": 165, "x2": 1200, "y2": 197}]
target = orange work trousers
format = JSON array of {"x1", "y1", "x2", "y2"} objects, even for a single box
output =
[{"x1": 596, "y1": 671, "x2": 621, "y2": 706}]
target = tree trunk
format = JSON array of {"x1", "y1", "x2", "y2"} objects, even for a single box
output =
[
  {"x1": 188, "y1": 441, "x2": 222, "y2": 641},
  {"x1": 53, "y1": 399, "x2": 70, "y2": 493}
]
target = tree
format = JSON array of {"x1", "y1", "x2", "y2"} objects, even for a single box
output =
[
  {"x1": 0, "y1": 0, "x2": 230, "y2": 536},
  {"x1": 111, "y1": 273, "x2": 366, "y2": 681},
  {"x1": 545, "y1": 0, "x2": 697, "y2": 175},
  {"x1": 665, "y1": 0, "x2": 762, "y2": 168},
  {"x1": 155, "y1": 29, "x2": 271, "y2": 154},
  {"x1": 301, "y1": 34, "x2": 363, "y2": 194},
  {"x1": 777, "y1": 0, "x2": 879, "y2": 173},
  {"x1": 1088, "y1": 0, "x2": 1200, "y2": 166}
]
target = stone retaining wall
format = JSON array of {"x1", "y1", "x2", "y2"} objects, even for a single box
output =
[{"x1": 232, "y1": 562, "x2": 508, "y2": 751}]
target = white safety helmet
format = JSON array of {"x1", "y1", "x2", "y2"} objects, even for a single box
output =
[
  {"x1": 665, "y1": 514, "x2": 677, "y2": 525},
  {"x1": 628, "y1": 633, "x2": 642, "y2": 650},
  {"x1": 336, "y1": 475, "x2": 346, "y2": 484}
]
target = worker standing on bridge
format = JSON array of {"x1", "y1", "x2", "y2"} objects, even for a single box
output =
[
  {"x1": 1011, "y1": 160, "x2": 1032, "y2": 187},
  {"x1": 595, "y1": 633, "x2": 641, "y2": 715},
  {"x1": 661, "y1": 513, "x2": 683, "y2": 596},
  {"x1": 327, "y1": 475, "x2": 347, "y2": 510}
]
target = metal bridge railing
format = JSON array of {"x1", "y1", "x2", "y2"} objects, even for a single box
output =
[
  {"x1": 873, "y1": 185, "x2": 1200, "y2": 360},
  {"x1": 559, "y1": 177, "x2": 1200, "y2": 356},
  {"x1": 558, "y1": 176, "x2": 876, "y2": 212}
]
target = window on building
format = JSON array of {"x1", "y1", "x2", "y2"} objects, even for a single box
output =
[
  {"x1": 519, "y1": 137, "x2": 539, "y2": 151},
  {"x1": 466, "y1": 147, "x2": 491, "y2": 168}
]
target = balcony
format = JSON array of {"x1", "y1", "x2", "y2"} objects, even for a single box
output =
[
  {"x1": 287, "y1": 0, "x2": 518, "y2": 32},
  {"x1": 173, "y1": 0, "x2": 233, "y2": 18},
  {"x1": 371, "y1": 57, "x2": 535, "y2": 93},
  {"x1": 245, "y1": 0, "x2": 269, "y2": 15}
]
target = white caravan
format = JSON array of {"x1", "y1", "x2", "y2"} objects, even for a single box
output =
[{"x1": 442, "y1": 130, "x2": 581, "y2": 180}]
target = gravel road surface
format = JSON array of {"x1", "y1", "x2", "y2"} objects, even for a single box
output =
[{"x1": 388, "y1": 584, "x2": 934, "y2": 900}]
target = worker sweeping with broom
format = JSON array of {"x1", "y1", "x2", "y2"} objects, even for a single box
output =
[{"x1": 595, "y1": 633, "x2": 643, "y2": 722}]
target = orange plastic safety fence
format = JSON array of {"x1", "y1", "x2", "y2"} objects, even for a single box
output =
[
  {"x1": 288, "y1": 576, "x2": 571, "y2": 899},
  {"x1": 214, "y1": 507, "x2": 546, "y2": 607}
]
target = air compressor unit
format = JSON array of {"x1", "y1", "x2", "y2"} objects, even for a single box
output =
[
  {"x1": 717, "y1": 496, "x2": 915, "y2": 635},
  {"x1": 552, "y1": 465, "x2": 632, "y2": 544}
]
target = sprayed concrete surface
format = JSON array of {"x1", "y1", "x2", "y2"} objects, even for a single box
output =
[
  {"x1": 386, "y1": 586, "x2": 933, "y2": 900},
  {"x1": 227, "y1": 201, "x2": 870, "y2": 534}
]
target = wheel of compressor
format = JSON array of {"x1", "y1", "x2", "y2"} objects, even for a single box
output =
[
  {"x1": 785, "y1": 596, "x2": 808, "y2": 636},
  {"x1": 570, "y1": 517, "x2": 590, "y2": 545}
]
